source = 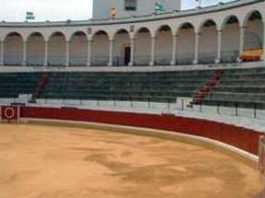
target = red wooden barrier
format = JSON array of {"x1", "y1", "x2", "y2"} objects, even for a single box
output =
[
  {"x1": 0, "y1": 106, "x2": 20, "y2": 121},
  {"x1": 20, "y1": 106, "x2": 263, "y2": 155}
]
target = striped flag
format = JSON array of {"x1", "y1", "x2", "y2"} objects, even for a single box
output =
[{"x1": 26, "y1": 12, "x2": 35, "y2": 20}]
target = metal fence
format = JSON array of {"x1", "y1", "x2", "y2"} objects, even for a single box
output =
[
  {"x1": 176, "y1": 98, "x2": 265, "y2": 120},
  {"x1": 1, "y1": 96, "x2": 265, "y2": 121}
]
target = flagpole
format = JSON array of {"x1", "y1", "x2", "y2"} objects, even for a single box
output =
[{"x1": 196, "y1": 0, "x2": 202, "y2": 8}]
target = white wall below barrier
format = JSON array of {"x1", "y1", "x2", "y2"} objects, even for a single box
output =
[
  {"x1": 0, "y1": 98, "x2": 15, "y2": 105},
  {"x1": 80, "y1": 100, "x2": 98, "y2": 107},
  {"x1": 63, "y1": 99, "x2": 82, "y2": 106},
  {"x1": 130, "y1": 101, "x2": 149, "y2": 109}
]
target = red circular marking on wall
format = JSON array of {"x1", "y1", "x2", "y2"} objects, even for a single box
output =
[{"x1": 4, "y1": 107, "x2": 15, "y2": 119}]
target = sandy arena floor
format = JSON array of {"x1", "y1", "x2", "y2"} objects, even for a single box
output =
[{"x1": 0, "y1": 123, "x2": 264, "y2": 198}]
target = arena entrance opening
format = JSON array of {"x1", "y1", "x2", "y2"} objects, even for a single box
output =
[{"x1": 124, "y1": 46, "x2": 131, "y2": 66}]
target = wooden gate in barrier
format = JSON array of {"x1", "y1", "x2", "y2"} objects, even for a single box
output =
[{"x1": 0, "y1": 106, "x2": 21, "y2": 122}]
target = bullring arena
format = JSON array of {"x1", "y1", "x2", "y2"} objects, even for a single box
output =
[
  {"x1": 0, "y1": 122, "x2": 264, "y2": 198},
  {"x1": 1, "y1": 0, "x2": 265, "y2": 197}
]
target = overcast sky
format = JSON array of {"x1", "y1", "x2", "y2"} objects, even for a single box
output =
[{"x1": 0, "y1": 0, "x2": 233, "y2": 22}]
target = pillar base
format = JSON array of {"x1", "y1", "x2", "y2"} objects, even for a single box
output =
[
  {"x1": 149, "y1": 61, "x2": 154, "y2": 66},
  {"x1": 237, "y1": 57, "x2": 242, "y2": 63},
  {"x1": 108, "y1": 62, "x2": 113, "y2": 67},
  {"x1": 86, "y1": 62, "x2": 91, "y2": 67},
  {"x1": 170, "y1": 60, "x2": 176, "y2": 66},
  {"x1": 215, "y1": 58, "x2": 220, "y2": 64},
  {"x1": 128, "y1": 62, "x2": 134, "y2": 67},
  {"x1": 193, "y1": 60, "x2": 198, "y2": 65}
]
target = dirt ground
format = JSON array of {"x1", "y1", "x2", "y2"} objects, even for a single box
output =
[{"x1": 0, "y1": 123, "x2": 264, "y2": 198}]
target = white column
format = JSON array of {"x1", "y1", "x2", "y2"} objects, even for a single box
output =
[
  {"x1": 65, "y1": 41, "x2": 70, "y2": 66},
  {"x1": 149, "y1": 36, "x2": 156, "y2": 66},
  {"x1": 44, "y1": 41, "x2": 48, "y2": 66},
  {"x1": 129, "y1": 37, "x2": 135, "y2": 66},
  {"x1": 215, "y1": 30, "x2": 222, "y2": 64},
  {"x1": 22, "y1": 41, "x2": 27, "y2": 66},
  {"x1": 108, "y1": 39, "x2": 113, "y2": 66},
  {"x1": 238, "y1": 26, "x2": 246, "y2": 62},
  {"x1": 193, "y1": 32, "x2": 200, "y2": 64},
  {"x1": 171, "y1": 34, "x2": 177, "y2": 65},
  {"x1": 86, "y1": 39, "x2": 92, "y2": 66},
  {"x1": 0, "y1": 40, "x2": 4, "y2": 65}
]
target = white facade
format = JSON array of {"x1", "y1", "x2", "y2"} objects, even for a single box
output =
[
  {"x1": 0, "y1": 0, "x2": 264, "y2": 67},
  {"x1": 93, "y1": 0, "x2": 181, "y2": 19}
]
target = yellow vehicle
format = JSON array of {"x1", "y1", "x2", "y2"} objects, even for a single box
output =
[{"x1": 241, "y1": 48, "x2": 263, "y2": 61}]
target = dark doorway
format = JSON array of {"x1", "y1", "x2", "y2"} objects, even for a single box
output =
[{"x1": 124, "y1": 46, "x2": 131, "y2": 66}]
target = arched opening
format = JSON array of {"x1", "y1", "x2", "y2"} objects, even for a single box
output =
[
  {"x1": 155, "y1": 25, "x2": 172, "y2": 65},
  {"x1": 27, "y1": 32, "x2": 45, "y2": 66},
  {"x1": 69, "y1": 31, "x2": 87, "y2": 66},
  {"x1": 243, "y1": 11, "x2": 263, "y2": 62},
  {"x1": 177, "y1": 23, "x2": 195, "y2": 65},
  {"x1": 221, "y1": 16, "x2": 240, "y2": 63},
  {"x1": 4, "y1": 32, "x2": 23, "y2": 65},
  {"x1": 91, "y1": 31, "x2": 109, "y2": 66},
  {"x1": 199, "y1": 19, "x2": 217, "y2": 64},
  {"x1": 134, "y1": 27, "x2": 151, "y2": 66},
  {"x1": 113, "y1": 29, "x2": 130, "y2": 66},
  {"x1": 48, "y1": 32, "x2": 66, "y2": 66}
]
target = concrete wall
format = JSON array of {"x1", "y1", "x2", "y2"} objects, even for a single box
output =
[
  {"x1": 155, "y1": 30, "x2": 172, "y2": 65},
  {"x1": 177, "y1": 28, "x2": 195, "y2": 63},
  {"x1": 135, "y1": 32, "x2": 151, "y2": 65},
  {"x1": 4, "y1": 34, "x2": 23, "y2": 65},
  {"x1": 222, "y1": 23, "x2": 240, "y2": 53},
  {"x1": 245, "y1": 20, "x2": 263, "y2": 50},
  {"x1": 113, "y1": 32, "x2": 130, "y2": 65},
  {"x1": 27, "y1": 35, "x2": 45, "y2": 65},
  {"x1": 91, "y1": 34, "x2": 109, "y2": 66},
  {"x1": 70, "y1": 34, "x2": 88, "y2": 66},
  {"x1": 48, "y1": 34, "x2": 66, "y2": 66},
  {"x1": 199, "y1": 26, "x2": 217, "y2": 62}
]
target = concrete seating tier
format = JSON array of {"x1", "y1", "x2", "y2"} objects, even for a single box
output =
[
  {"x1": 0, "y1": 73, "x2": 41, "y2": 98},
  {"x1": 0, "y1": 67, "x2": 264, "y2": 109},
  {"x1": 41, "y1": 71, "x2": 216, "y2": 102},
  {"x1": 202, "y1": 67, "x2": 265, "y2": 109}
]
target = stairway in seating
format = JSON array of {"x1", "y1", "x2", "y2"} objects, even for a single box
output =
[
  {"x1": 189, "y1": 69, "x2": 225, "y2": 107},
  {"x1": 30, "y1": 73, "x2": 50, "y2": 103}
]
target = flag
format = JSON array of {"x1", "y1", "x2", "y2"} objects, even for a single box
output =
[
  {"x1": 26, "y1": 12, "x2": 35, "y2": 20},
  {"x1": 155, "y1": 2, "x2": 165, "y2": 12}
]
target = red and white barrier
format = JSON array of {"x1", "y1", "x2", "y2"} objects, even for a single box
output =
[
  {"x1": 0, "y1": 106, "x2": 20, "y2": 121},
  {"x1": 259, "y1": 136, "x2": 265, "y2": 175},
  {"x1": 20, "y1": 106, "x2": 262, "y2": 155}
]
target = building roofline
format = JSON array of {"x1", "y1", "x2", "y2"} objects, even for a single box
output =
[{"x1": 0, "y1": 0, "x2": 264, "y2": 28}]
